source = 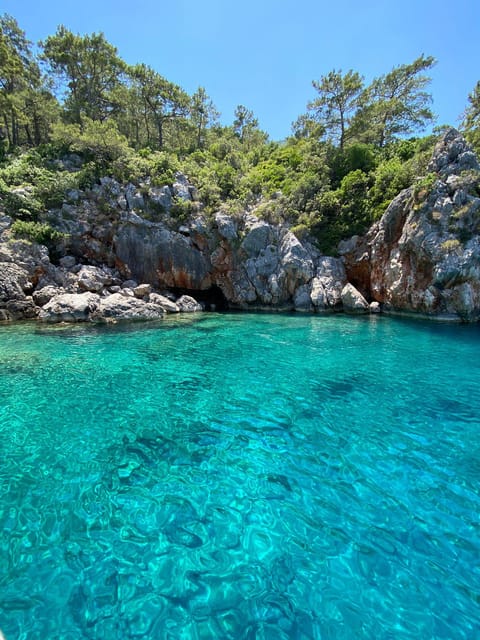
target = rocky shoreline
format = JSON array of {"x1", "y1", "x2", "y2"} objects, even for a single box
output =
[{"x1": 1, "y1": 128, "x2": 479, "y2": 324}]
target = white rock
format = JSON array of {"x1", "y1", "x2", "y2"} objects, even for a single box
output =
[
  {"x1": 149, "y1": 293, "x2": 180, "y2": 313},
  {"x1": 176, "y1": 295, "x2": 203, "y2": 312},
  {"x1": 133, "y1": 283, "x2": 152, "y2": 298},
  {"x1": 341, "y1": 283, "x2": 369, "y2": 314},
  {"x1": 39, "y1": 292, "x2": 100, "y2": 323}
]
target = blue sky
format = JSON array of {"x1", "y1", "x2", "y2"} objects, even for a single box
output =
[{"x1": 3, "y1": 0, "x2": 480, "y2": 140}]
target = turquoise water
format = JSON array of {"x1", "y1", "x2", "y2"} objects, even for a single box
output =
[{"x1": 0, "y1": 313, "x2": 479, "y2": 639}]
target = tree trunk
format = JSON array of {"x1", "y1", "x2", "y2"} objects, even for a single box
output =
[
  {"x1": 3, "y1": 114, "x2": 12, "y2": 147},
  {"x1": 24, "y1": 124, "x2": 33, "y2": 146},
  {"x1": 156, "y1": 117, "x2": 163, "y2": 150},
  {"x1": 33, "y1": 111, "x2": 42, "y2": 145},
  {"x1": 11, "y1": 109, "x2": 18, "y2": 147}
]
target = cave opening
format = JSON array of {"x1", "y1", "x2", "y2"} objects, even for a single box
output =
[{"x1": 170, "y1": 285, "x2": 229, "y2": 311}]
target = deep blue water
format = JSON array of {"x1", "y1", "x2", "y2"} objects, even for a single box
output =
[{"x1": 0, "y1": 313, "x2": 479, "y2": 639}]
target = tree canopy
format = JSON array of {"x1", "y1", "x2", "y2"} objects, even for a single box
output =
[
  {"x1": 1, "y1": 13, "x2": 478, "y2": 255},
  {"x1": 307, "y1": 69, "x2": 364, "y2": 149}
]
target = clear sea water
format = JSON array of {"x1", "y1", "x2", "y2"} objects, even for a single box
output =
[{"x1": 0, "y1": 313, "x2": 479, "y2": 640}]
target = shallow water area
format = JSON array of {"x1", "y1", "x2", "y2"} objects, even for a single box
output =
[{"x1": 0, "y1": 313, "x2": 479, "y2": 639}]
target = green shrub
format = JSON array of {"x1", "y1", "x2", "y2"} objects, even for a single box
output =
[
  {"x1": 50, "y1": 118, "x2": 132, "y2": 167},
  {"x1": 0, "y1": 185, "x2": 43, "y2": 220},
  {"x1": 413, "y1": 172, "x2": 437, "y2": 202},
  {"x1": 368, "y1": 157, "x2": 414, "y2": 219},
  {"x1": 170, "y1": 199, "x2": 197, "y2": 223},
  {"x1": 11, "y1": 220, "x2": 65, "y2": 245},
  {"x1": 330, "y1": 143, "x2": 376, "y2": 186},
  {"x1": 290, "y1": 223, "x2": 309, "y2": 240}
]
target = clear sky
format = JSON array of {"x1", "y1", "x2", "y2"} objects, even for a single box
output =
[{"x1": 3, "y1": 0, "x2": 480, "y2": 140}]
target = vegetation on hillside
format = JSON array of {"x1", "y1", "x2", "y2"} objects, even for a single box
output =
[{"x1": 1, "y1": 14, "x2": 479, "y2": 253}]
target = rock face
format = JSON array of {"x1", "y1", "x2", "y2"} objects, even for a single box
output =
[
  {"x1": 340, "y1": 129, "x2": 480, "y2": 322},
  {"x1": 113, "y1": 212, "x2": 337, "y2": 311},
  {"x1": 114, "y1": 214, "x2": 212, "y2": 290}
]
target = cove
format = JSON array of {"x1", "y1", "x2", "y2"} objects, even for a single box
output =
[{"x1": 0, "y1": 313, "x2": 479, "y2": 639}]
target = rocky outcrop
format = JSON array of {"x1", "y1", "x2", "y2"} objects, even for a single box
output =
[
  {"x1": 0, "y1": 223, "x2": 203, "y2": 322},
  {"x1": 340, "y1": 129, "x2": 480, "y2": 322},
  {"x1": 0, "y1": 171, "x2": 355, "y2": 320},
  {"x1": 3, "y1": 132, "x2": 480, "y2": 323}
]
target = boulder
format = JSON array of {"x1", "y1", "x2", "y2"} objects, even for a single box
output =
[
  {"x1": 122, "y1": 279, "x2": 138, "y2": 289},
  {"x1": 77, "y1": 265, "x2": 112, "y2": 292},
  {"x1": 59, "y1": 255, "x2": 77, "y2": 269},
  {"x1": 0, "y1": 263, "x2": 30, "y2": 302},
  {"x1": 6, "y1": 297, "x2": 38, "y2": 320},
  {"x1": 176, "y1": 295, "x2": 203, "y2": 312},
  {"x1": 125, "y1": 183, "x2": 145, "y2": 211},
  {"x1": 172, "y1": 172, "x2": 195, "y2": 201},
  {"x1": 39, "y1": 292, "x2": 100, "y2": 323},
  {"x1": 148, "y1": 185, "x2": 172, "y2": 212},
  {"x1": 311, "y1": 257, "x2": 347, "y2": 310},
  {"x1": 241, "y1": 220, "x2": 274, "y2": 257},
  {"x1": 133, "y1": 283, "x2": 152, "y2": 298},
  {"x1": 341, "y1": 283, "x2": 369, "y2": 314},
  {"x1": 214, "y1": 212, "x2": 238, "y2": 240},
  {"x1": 92, "y1": 293, "x2": 165, "y2": 322},
  {"x1": 149, "y1": 293, "x2": 180, "y2": 313},
  {"x1": 293, "y1": 284, "x2": 313, "y2": 311},
  {"x1": 33, "y1": 285, "x2": 62, "y2": 307}
]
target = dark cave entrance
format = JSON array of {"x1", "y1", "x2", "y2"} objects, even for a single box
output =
[{"x1": 170, "y1": 285, "x2": 229, "y2": 311}]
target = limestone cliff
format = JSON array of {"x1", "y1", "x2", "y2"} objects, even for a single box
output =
[
  {"x1": 340, "y1": 129, "x2": 480, "y2": 321},
  {"x1": 1, "y1": 128, "x2": 479, "y2": 322}
]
